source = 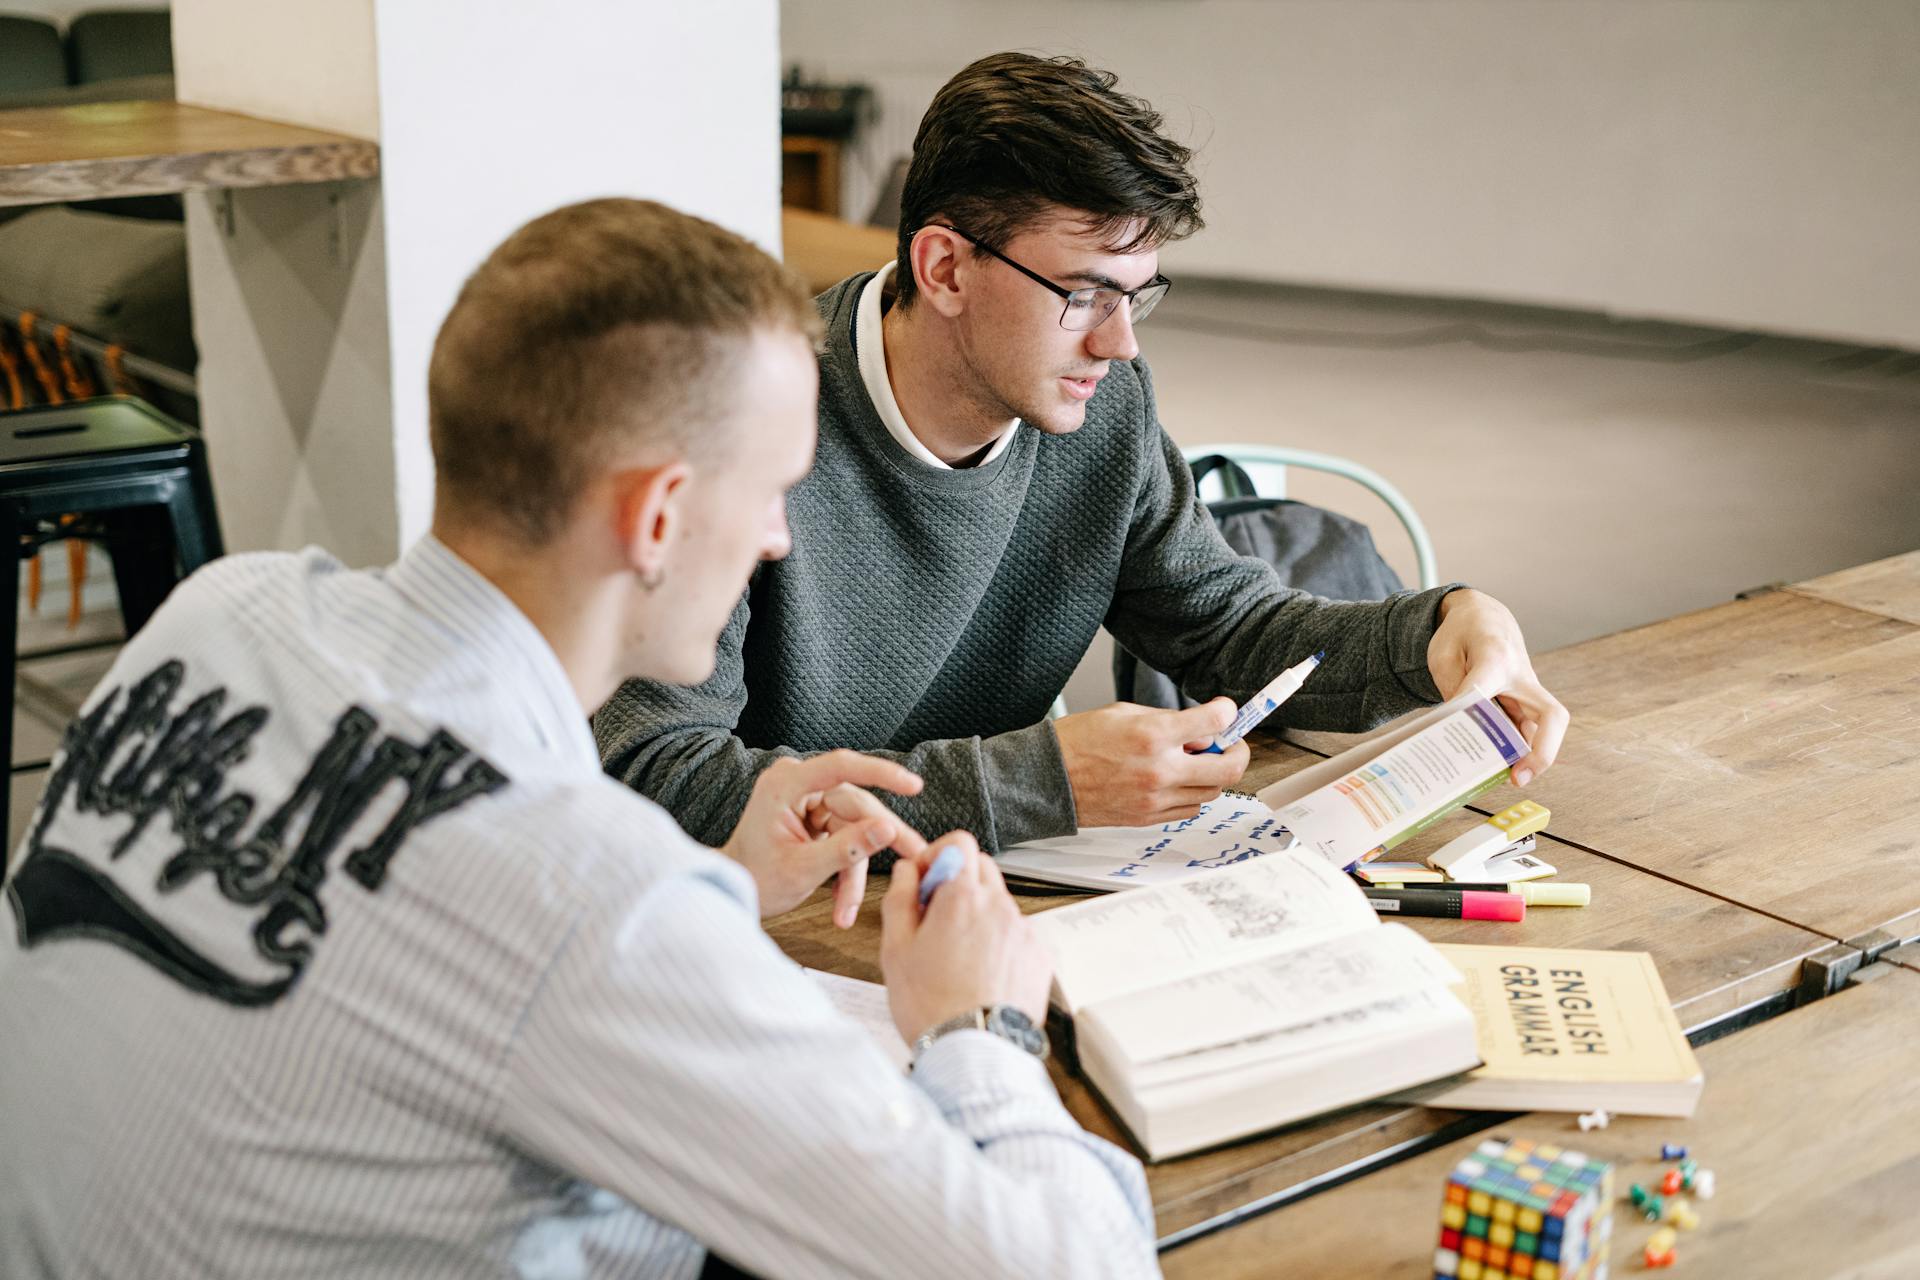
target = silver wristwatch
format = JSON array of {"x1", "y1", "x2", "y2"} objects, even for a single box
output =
[{"x1": 912, "y1": 1005, "x2": 1050, "y2": 1063}]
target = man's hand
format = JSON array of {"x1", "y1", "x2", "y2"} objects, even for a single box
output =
[
  {"x1": 879, "y1": 832, "x2": 1053, "y2": 1043},
  {"x1": 1053, "y1": 698, "x2": 1249, "y2": 828},
  {"x1": 1427, "y1": 588, "x2": 1569, "y2": 786},
  {"x1": 721, "y1": 751, "x2": 927, "y2": 927}
]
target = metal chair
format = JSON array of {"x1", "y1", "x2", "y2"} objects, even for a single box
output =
[
  {"x1": 1, "y1": 397, "x2": 223, "y2": 869},
  {"x1": 1182, "y1": 443, "x2": 1439, "y2": 589},
  {"x1": 1051, "y1": 443, "x2": 1435, "y2": 721}
]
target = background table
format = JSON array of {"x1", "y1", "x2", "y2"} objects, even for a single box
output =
[
  {"x1": 0, "y1": 99, "x2": 378, "y2": 206},
  {"x1": 1160, "y1": 961, "x2": 1920, "y2": 1277},
  {"x1": 780, "y1": 206, "x2": 893, "y2": 293}
]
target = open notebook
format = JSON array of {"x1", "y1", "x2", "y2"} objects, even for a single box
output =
[{"x1": 1029, "y1": 851, "x2": 1479, "y2": 1161}]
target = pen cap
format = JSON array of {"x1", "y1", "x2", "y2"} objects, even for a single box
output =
[{"x1": 1521, "y1": 882, "x2": 1591, "y2": 908}]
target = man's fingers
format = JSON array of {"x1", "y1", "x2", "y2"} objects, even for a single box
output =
[
  {"x1": 1167, "y1": 697, "x2": 1237, "y2": 743},
  {"x1": 1146, "y1": 797, "x2": 1211, "y2": 825},
  {"x1": 880, "y1": 856, "x2": 921, "y2": 942},
  {"x1": 816, "y1": 781, "x2": 932, "y2": 859},
  {"x1": 791, "y1": 749, "x2": 924, "y2": 800},
  {"x1": 1506, "y1": 687, "x2": 1569, "y2": 784},
  {"x1": 889, "y1": 821, "x2": 931, "y2": 864},
  {"x1": 831, "y1": 857, "x2": 869, "y2": 929},
  {"x1": 1168, "y1": 740, "x2": 1248, "y2": 790},
  {"x1": 819, "y1": 782, "x2": 893, "y2": 826},
  {"x1": 975, "y1": 851, "x2": 1019, "y2": 908}
]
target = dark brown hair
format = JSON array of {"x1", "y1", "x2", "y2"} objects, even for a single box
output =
[
  {"x1": 429, "y1": 198, "x2": 821, "y2": 545},
  {"x1": 894, "y1": 52, "x2": 1203, "y2": 308}
]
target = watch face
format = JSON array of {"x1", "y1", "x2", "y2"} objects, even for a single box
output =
[
  {"x1": 986, "y1": 1005, "x2": 1049, "y2": 1058},
  {"x1": 988, "y1": 1006, "x2": 1034, "y2": 1034}
]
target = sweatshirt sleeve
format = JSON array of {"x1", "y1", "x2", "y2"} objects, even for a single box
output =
[
  {"x1": 594, "y1": 593, "x2": 1078, "y2": 853},
  {"x1": 1102, "y1": 359, "x2": 1462, "y2": 732}
]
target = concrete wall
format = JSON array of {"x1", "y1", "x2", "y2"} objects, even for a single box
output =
[
  {"x1": 783, "y1": 0, "x2": 1920, "y2": 349},
  {"x1": 175, "y1": 0, "x2": 394, "y2": 566},
  {"x1": 372, "y1": 0, "x2": 784, "y2": 549}
]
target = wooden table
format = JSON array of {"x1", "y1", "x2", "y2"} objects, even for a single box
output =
[
  {"x1": 765, "y1": 739, "x2": 1834, "y2": 1247},
  {"x1": 0, "y1": 99, "x2": 378, "y2": 206},
  {"x1": 1160, "y1": 961, "x2": 1920, "y2": 1278},
  {"x1": 780, "y1": 206, "x2": 893, "y2": 294},
  {"x1": 1518, "y1": 551, "x2": 1920, "y2": 946}
]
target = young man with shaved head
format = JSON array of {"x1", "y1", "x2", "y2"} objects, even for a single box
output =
[{"x1": 0, "y1": 199, "x2": 1158, "y2": 1278}]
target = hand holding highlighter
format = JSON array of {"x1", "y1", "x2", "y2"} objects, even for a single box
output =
[
  {"x1": 1196, "y1": 652, "x2": 1323, "y2": 754},
  {"x1": 917, "y1": 845, "x2": 967, "y2": 911}
]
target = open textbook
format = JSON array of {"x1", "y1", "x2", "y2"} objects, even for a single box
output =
[
  {"x1": 804, "y1": 968, "x2": 911, "y2": 1071},
  {"x1": 1000, "y1": 687, "x2": 1529, "y2": 890},
  {"x1": 1029, "y1": 851, "x2": 1479, "y2": 1161}
]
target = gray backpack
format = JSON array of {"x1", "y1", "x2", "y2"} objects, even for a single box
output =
[{"x1": 1113, "y1": 454, "x2": 1405, "y2": 708}]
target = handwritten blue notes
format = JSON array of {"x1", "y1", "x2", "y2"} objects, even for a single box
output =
[{"x1": 997, "y1": 796, "x2": 1298, "y2": 892}]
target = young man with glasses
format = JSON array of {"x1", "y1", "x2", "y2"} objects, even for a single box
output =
[{"x1": 599, "y1": 52, "x2": 1569, "y2": 862}]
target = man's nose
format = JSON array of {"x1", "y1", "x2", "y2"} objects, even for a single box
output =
[
  {"x1": 1086, "y1": 301, "x2": 1140, "y2": 362},
  {"x1": 761, "y1": 499, "x2": 793, "y2": 561}
]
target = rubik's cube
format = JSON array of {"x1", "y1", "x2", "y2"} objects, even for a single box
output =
[{"x1": 1434, "y1": 1137, "x2": 1613, "y2": 1280}]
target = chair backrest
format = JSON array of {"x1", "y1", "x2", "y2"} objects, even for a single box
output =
[
  {"x1": 0, "y1": 16, "x2": 68, "y2": 97},
  {"x1": 66, "y1": 10, "x2": 174, "y2": 86},
  {"x1": 1181, "y1": 443, "x2": 1439, "y2": 589},
  {"x1": 865, "y1": 156, "x2": 910, "y2": 231}
]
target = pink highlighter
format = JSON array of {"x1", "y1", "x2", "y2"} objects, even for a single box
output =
[{"x1": 1359, "y1": 886, "x2": 1526, "y2": 922}]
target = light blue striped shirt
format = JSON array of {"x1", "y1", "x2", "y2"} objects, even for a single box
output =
[{"x1": 0, "y1": 537, "x2": 1156, "y2": 1279}]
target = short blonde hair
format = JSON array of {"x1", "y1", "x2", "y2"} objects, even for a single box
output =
[{"x1": 429, "y1": 198, "x2": 822, "y2": 544}]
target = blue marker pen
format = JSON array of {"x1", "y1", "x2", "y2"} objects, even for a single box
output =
[
  {"x1": 917, "y1": 845, "x2": 967, "y2": 910},
  {"x1": 1200, "y1": 652, "x2": 1324, "y2": 754}
]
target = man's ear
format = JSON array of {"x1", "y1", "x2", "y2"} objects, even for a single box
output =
[
  {"x1": 909, "y1": 225, "x2": 971, "y2": 319},
  {"x1": 610, "y1": 460, "x2": 693, "y2": 586}
]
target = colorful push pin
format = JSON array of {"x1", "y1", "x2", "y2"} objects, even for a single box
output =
[
  {"x1": 1578, "y1": 1109, "x2": 1611, "y2": 1131},
  {"x1": 1659, "y1": 1168, "x2": 1684, "y2": 1196},
  {"x1": 1629, "y1": 1184, "x2": 1653, "y2": 1209},
  {"x1": 1693, "y1": 1168, "x2": 1716, "y2": 1200},
  {"x1": 1644, "y1": 1226, "x2": 1678, "y2": 1269},
  {"x1": 1660, "y1": 1143, "x2": 1688, "y2": 1161},
  {"x1": 1678, "y1": 1157, "x2": 1699, "y2": 1185},
  {"x1": 1670, "y1": 1199, "x2": 1700, "y2": 1231}
]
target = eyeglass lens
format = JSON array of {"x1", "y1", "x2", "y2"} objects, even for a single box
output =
[{"x1": 1061, "y1": 281, "x2": 1169, "y2": 332}]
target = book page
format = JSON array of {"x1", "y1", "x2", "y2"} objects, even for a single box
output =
[
  {"x1": 998, "y1": 795, "x2": 1296, "y2": 892},
  {"x1": 1084, "y1": 923, "x2": 1463, "y2": 1065},
  {"x1": 1131, "y1": 986, "x2": 1467, "y2": 1091},
  {"x1": 1259, "y1": 694, "x2": 1527, "y2": 867},
  {"x1": 1031, "y1": 852, "x2": 1380, "y2": 1014},
  {"x1": 804, "y1": 968, "x2": 910, "y2": 1072}
]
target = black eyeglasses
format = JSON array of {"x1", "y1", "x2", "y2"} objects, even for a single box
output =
[{"x1": 941, "y1": 225, "x2": 1171, "y2": 332}]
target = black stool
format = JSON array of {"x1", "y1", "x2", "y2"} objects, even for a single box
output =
[{"x1": 1, "y1": 396, "x2": 223, "y2": 870}]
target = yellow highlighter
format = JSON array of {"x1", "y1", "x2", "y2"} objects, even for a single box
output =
[{"x1": 1426, "y1": 801, "x2": 1551, "y2": 881}]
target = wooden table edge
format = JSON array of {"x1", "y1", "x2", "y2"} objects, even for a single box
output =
[{"x1": 0, "y1": 140, "x2": 382, "y2": 207}]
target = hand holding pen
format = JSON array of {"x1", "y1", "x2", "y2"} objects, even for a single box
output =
[
  {"x1": 1196, "y1": 652, "x2": 1324, "y2": 755},
  {"x1": 880, "y1": 833, "x2": 1052, "y2": 1044}
]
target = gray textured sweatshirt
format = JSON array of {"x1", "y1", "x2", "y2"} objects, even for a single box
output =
[{"x1": 596, "y1": 273, "x2": 1457, "y2": 851}]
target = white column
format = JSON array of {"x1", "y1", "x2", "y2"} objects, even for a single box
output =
[{"x1": 175, "y1": 0, "x2": 782, "y2": 564}]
